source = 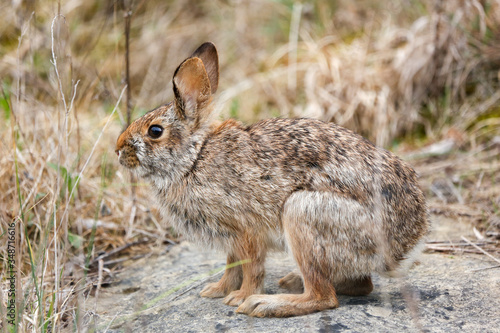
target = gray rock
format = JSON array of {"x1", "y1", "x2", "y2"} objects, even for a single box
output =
[{"x1": 86, "y1": 217, "x2": 500, "y2": 333}]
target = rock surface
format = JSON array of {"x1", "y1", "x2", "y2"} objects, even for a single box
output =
[{"x1": 86, "y1": 216, "x2": 500, "y2": 333}]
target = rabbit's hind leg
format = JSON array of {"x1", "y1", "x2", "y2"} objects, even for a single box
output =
[
  {"x1": 201, "y1": 252, "x2": 243, "y2": 298},
  {"x1": 279, "y1": 271, "x2": 373, "y2": 296},
  {"x1": 335, "y1": 276, "x2": 373, "y2": 296},
  {"x1": 237, "y1": 191, "x2": 359, "y2": 317},
  {"x1": 278, "y1": 271, "x2": 304, "y2": 293}
]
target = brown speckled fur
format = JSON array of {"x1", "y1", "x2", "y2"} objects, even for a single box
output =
[{"x1": 116, "y1": 42, "x2": 429, "y2": 317}]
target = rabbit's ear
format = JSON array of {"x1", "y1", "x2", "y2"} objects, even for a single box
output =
[
  {"x1": 190, "y1": 42, "x2": 219, "y2": 95},
  {"x1": 172, "y1": 57, "x2": 212, "y2": 126}
]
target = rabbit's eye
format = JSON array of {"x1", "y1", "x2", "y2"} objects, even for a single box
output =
[{"x1": 148, "y1": 125, "x2": 163, "y2": 139}]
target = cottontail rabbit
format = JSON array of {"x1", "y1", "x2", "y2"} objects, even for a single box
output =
[{"x1": 116, "y1": 42, "x2": 429, "y2": 317}]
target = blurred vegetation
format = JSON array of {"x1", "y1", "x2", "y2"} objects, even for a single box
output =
[
  {"x1": 1, "y1": 0, "x2": 499, "y2": 331},
  {"x1": 2, "y1": 1, "x2": 500, "y2": 145}
]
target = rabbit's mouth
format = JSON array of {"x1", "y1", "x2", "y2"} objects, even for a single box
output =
[
  {"x1": 116, "y1": 144, "x2": 159, "y2": 180},
  {"x1": 116, "y1": 128, "x2": 145, "y2": 170},
  {"x1": 116, "y1": 135, "x2": 143, "y2": 169},
  {"x1": 116, "y1": 150, "x2": 151, "y2": 179},
  {"x1": 116, "y1": 148, "x2": 141, "y2": 170}
]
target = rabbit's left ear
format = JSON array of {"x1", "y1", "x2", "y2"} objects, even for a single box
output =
[
  {"x1": 173, "y1": 56, "x2": 211, "y2": 126},
  {"x1": 190, "y1": 42, "x2": 219, "y2": 95}
]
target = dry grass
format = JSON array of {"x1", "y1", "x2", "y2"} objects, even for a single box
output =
[
  {"x1": 1, "y1": 0, "x2": 499, "y2": 331},
  {"x1": 253, "y1": 1, "x2": 500, "y2": 146}
]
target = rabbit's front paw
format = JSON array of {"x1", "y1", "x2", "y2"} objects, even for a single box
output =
[
  {"x1": 224, "y1": 290, "x2": 251, "y2": 307},
  {"x1": 200, "y1": 282, "x2": 227, "y2": 298}
]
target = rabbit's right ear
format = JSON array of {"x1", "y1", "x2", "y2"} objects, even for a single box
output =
[{"x1": 172, "y1": 57, "x2": 212, "y2": 127}]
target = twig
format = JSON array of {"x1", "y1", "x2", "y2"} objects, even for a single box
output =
[
  {"x1": 11, "y1": 12, "x2": 34, "y2": 154},
  {"x1": 50, "y1": 16, "x2": 80, "y2": 326},
  {"x1": 426, "y1": 240, "x2": 498, "y2": 246},
  {"x1": 103, "y1": 310, "x2": 123, "y2": 333},
  {"x1": 124, "y1": 4, "x2": 132, "y2": 126},
  {"x1": 425, "y1": 245, "x2": 485, "y2": 254},
  {"x1": 123, "y1": 0, "x2": 137, "y2": 239},
  {"x1": 94, "y1": 259, "x2": 104, "y2": 309},
  {"x1": 90, "y1": 238, "x2": 149, "y2": 265},
  {"x1": 58, "y1": 86, "x2": 127, "y2": 231},
  {"x1": 99, "y1": 254, "x2": 149, "y2": 267},
  {"x1": 50, "y1": 13, "x2": 67, "y2": 324},
  {"x1": 50, "y1": 14, "x2": 69, "y2": 112},
  {"x1": 132, "y1": 227, "x2": 177, "y2": 242},
  {"x1": 461, "y1": 236, "x2": 500, "y2": 265},
  {"x1": 470, "y1": 264, "x2": 500, "y2": 272},
  {"x1": 473, "y1": 227, "x2": 485, "y2": 240},
  {"x1": 288, "y1": 2, "x2": 302, "y2": 94},
  {"x1": 127, "y1": 203, "x2": 137, "y2": 239}
]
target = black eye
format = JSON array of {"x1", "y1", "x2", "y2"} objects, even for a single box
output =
[{"x1": 148, "y1": 125, "x2": 163, "y2": 138}]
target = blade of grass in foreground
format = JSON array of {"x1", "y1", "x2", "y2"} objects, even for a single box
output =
[
  {"x1": 84, "y1": 154, "x2": 108, "y2": 274},
  {"x1": 11, "y1": 123, "x2": 24, "y2": 332},
  {"x1": 97, "y1": 259, "x2": 251, "y2": 330},
  {"x1": 25, "y1": 229, "x2": 42, "y2": 331}
]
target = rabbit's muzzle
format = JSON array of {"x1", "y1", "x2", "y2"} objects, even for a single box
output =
[{"x1": 116, "y1": 132, "x2": 141, "y2": 169}]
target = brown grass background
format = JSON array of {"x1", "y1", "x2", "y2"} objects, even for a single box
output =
[{"x1": 1, "y1": 0, "x2": 500, "y2": 331}]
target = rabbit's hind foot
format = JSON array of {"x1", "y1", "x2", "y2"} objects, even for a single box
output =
[
  {"x1": 279, "y1": 272, "x2": 373, "y2": 296},
  {"x1": 236, "y1": 291, "x2": 338, "y2": 317}
]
